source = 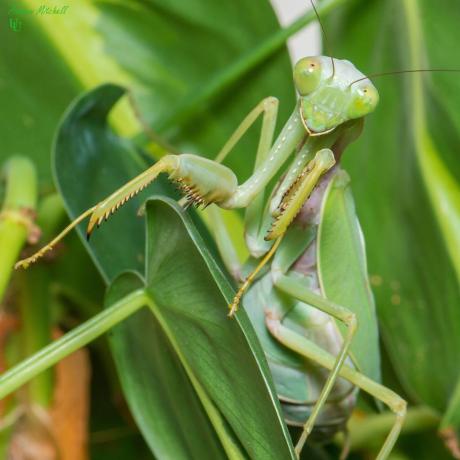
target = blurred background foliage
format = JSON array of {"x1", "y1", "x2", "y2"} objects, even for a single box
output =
[{"x1": 0, "y1": 0, "x2": 459, "y2": 458}]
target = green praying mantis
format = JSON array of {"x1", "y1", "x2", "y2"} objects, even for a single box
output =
[{"x1": 12, "y1": 54, "x2": 407, "y2": 459}]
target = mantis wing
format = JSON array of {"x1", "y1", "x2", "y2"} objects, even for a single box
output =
[{"x1": 318, "y1": 169, "x2": 381, "y2": 383}]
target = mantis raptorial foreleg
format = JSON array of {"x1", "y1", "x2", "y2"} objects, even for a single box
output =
[
  {"x1": 228, "y1": 148, "x2": 336, "y2": 315},
  {"x1": 265, "y1": 312, "x2": 406, "y2": 460},
  {"x1": 15, "y1": 154, "x2": 239, "y2": 269},
  {"x1": 273, "y1": 274, "x2": 357, "y2": 455}
]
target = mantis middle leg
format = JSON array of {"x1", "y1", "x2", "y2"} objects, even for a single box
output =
[{"x1": 204, "y1": 96, "x2": 280, "y2": 278}]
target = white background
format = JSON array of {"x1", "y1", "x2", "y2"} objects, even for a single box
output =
[{"x1": 270, "y1": 0, "x2": 321, "y2": 63}]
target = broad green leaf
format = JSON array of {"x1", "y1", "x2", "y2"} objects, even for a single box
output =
[
  {"x1": 106, "y1": 271, "x2": 226, "y2": 460},
  {"x1": 103, "y1": 199, "x2": 298, "y2": 459},
  {"x1": 318, "y1": 170, "x2": 380, "y2": 382},
  {"x1": 141, "y1": 197, "x2": 294, "y2": 459},
  {"x1": 326, "y1": 0, "x2": 460, "y2": 416},
  {"x1": 54, "y1": 84, "x2": 172, "y2": 282}
]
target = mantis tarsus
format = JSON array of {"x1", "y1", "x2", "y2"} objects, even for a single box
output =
[{"x1": 13, "y1": 54, "x2": 407, "y2": 458}]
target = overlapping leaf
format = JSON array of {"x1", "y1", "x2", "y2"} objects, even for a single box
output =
[{"x1": 326, "y1": 0, "x2": 460, "y2": 417}]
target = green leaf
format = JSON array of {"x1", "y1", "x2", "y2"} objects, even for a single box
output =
[
  {"x1": 106, "y1": 271, "x2": 226, "y2": 460},
  {"x1": 103, "y1": 198, "x2": 297, "y2": 459},
  {"x1": 141, "y1": 197, "x2": 294, "y2": 458},
  {"x1": 326, "y1": 0, "x2": 460, "y2": 415},
  {"x1": 54, "y1": 84, "x2": 172, "y2": 282},
  {"x1": 318, "y1": 170, "x2": 380, "y2": 382}
]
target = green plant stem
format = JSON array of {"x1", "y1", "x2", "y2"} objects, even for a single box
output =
[
  {"x1": 345, "y1": 406, "x2": 440, "y2": 451},
  {"x1": 0, "y1": 156, "x2": 37, "y2": 302},
  {"x1": 0, "y1": 289, "x2": 147, "y2": 400},
  {"x1": 14, "y1": 194, "x2": 67, "y2": 407},
  {"x1": 16, "y1": 194, "x2": 67, "y2": 407},
  {"x1": 18, "y1": 268, "x2": 54, "y2": 407}
]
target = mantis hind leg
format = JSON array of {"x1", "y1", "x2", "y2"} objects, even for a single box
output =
[
  {"x1": 274, "y1": 274, "x2": 357, "y2": 455},
  {"x1": 266, "y1": 311, "x2": 406, "y2": 460}
]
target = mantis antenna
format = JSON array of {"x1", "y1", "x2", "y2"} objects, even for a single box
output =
[
  {"x1": 350, "y1": 68, "x2": 460, "y2": 86},
  {"x1": 309, "y1": 0, "x2": 335, "y2": 78}
]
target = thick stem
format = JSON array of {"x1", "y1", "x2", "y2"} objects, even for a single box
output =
[
  {"x1": 17, "y1": 194, "x2": 67, "y2": 407},
  {"x1": 0, "y1": 289, "x2": 147, "y2": 400},
  {"x1": 0, "y1": 157, "x2": 37, "y2": 302},
  {"x1": 18, "y1": 268, "x2": 54, "y2": 407}
]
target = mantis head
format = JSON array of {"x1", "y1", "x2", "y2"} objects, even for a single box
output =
[{"x1": 293, "y1": 56, "x2": 379, "y2": 134}]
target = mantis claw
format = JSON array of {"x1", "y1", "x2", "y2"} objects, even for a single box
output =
[{"x1": 228, "y1": 295, "x2": 242, "y2": 317}]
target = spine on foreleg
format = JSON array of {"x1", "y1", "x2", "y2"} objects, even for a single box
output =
[
  {"x1": 168, "y1": 154, "x2": 238, "y2": 206},
  {"x1": 266, "y1": 149, "x2": 336, "y2": 240},
  {"x1": 86, "y1": 154, "x2": 238, "y2": 236}
]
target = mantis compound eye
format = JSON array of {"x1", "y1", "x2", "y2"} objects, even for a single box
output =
[
  {"x1": 293, "y1": 57, "x2": 322, "y2": 96},
  {"x1": 348, "y1": 83, "x2": 379, "y2": 118}
]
